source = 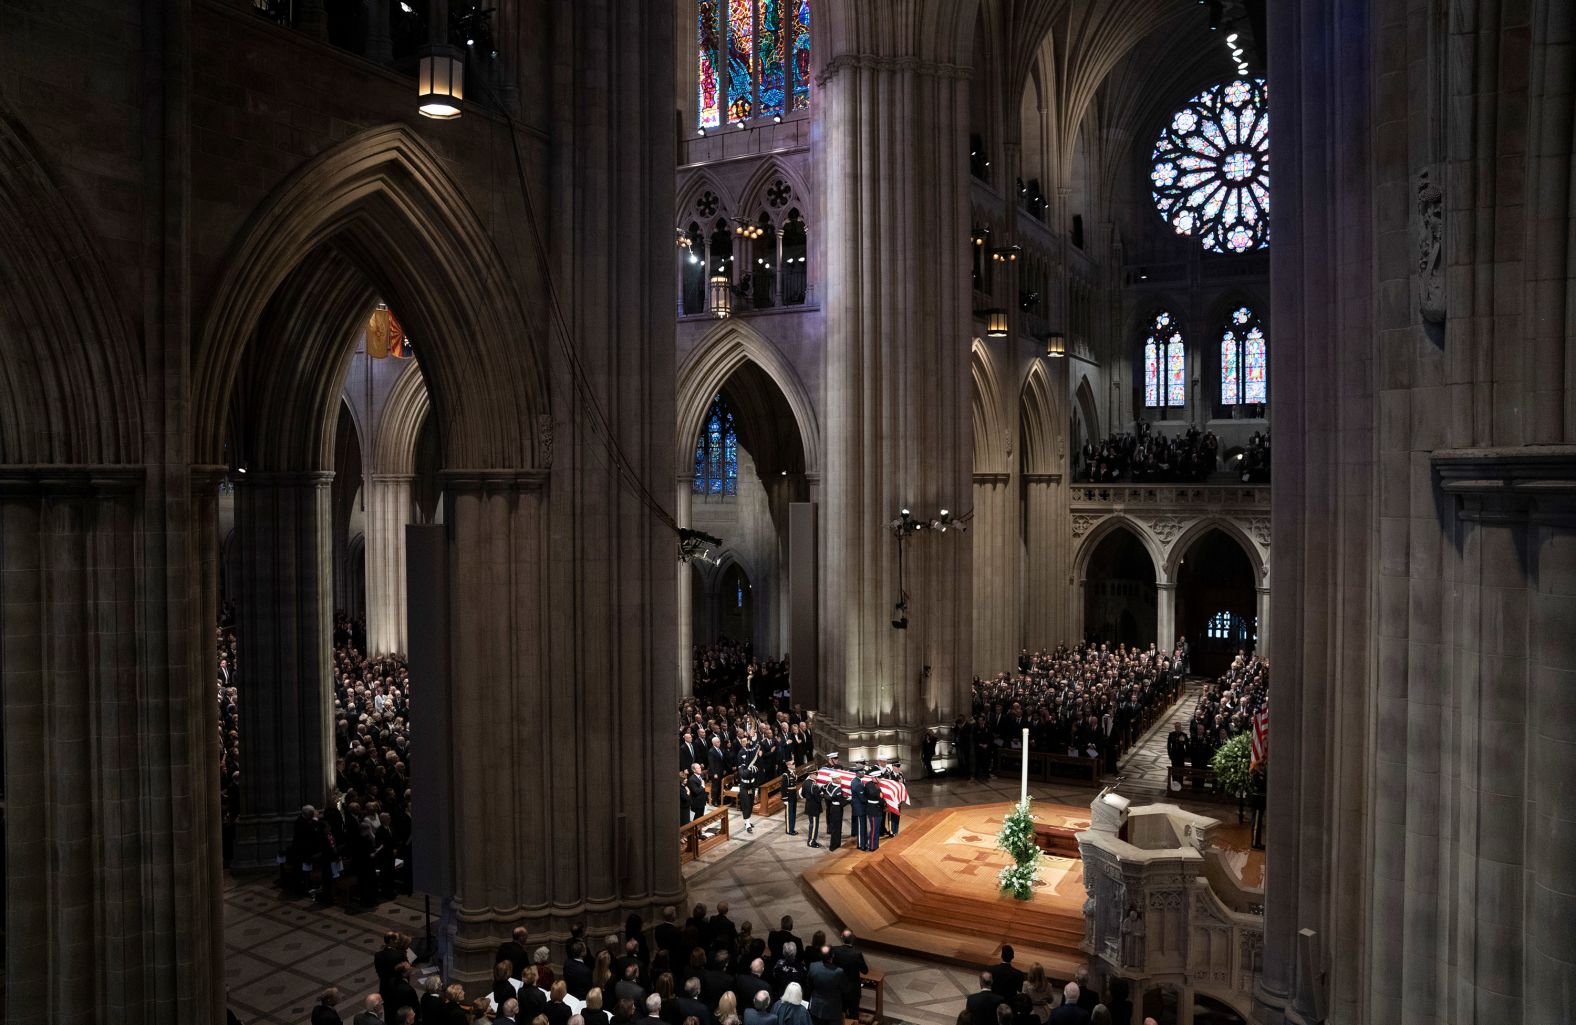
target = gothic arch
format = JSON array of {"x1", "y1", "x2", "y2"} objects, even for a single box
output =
[
  {"x1": 193, "y1": 123, "x2": 548, "y2": 471},
  {"x1": 676, "y1": 320, "x2": 822, "y2": 477},
  {"x1": 738, "y1": 160, "x2": 811, "y2": 220},
  {"x1": 1073, "y1": 515, "x2": 1164, "y2": 585},
  {"x1": 1163, "y1": 516, "x2": 1268, "y2": 586},
  {"x1": 1074, "y1": 373, "x2": 1100, "y2": 442},
  {"x1": 372, "y1": 358, "x2": 432, "y2": 477},
  {"x1": 971, "y1": 338, "x2": 1009, "y2": 474},
  {"x1": 676, "y1": 172, "x2": 733, "y2": 228},
  {"x1": 1019, "y1": 359, "x2": 1061, "y2": 475},
  {"x1": 0, "y1": 107, "x2": 141, "y2": 465}
]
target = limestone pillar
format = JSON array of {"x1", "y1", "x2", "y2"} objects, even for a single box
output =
[
  {"x1": 296, "y1": 0, "x2": 328, "y2": 40},
  {"x1": 232, "y1": 471, "x2": 335, "y2": 868},
  {"x1": 676, "y1": 475, "x2": 694, "y2": 695},
  {"x1": 818, "y1": 8, "x2": 975, "y2": 763},
  {"x1": 366, "y1": 473, "x2": 414, "y2": 656},
  {"x1": 972, "y1": 472, "x2": 1013, "y2": 674},
  {"x1": 1155, "y1": 582, "x2": 1176, "y2": 653},
  {"x1": 0, "y1": 468, "x2": 223, "y2": 1024},
  {"x1": 442, "y1": 472, "x2": 682, "y2": 979},
  {"x1": 362, "y1": 0, "x2": 393, "y2": 63},
  {"x1": 1021, "y1": 473, "x2": 1070, "y2": 648},
  {"x1": 1254, "y1": 586, "x2": 1270, "y2": 659}
]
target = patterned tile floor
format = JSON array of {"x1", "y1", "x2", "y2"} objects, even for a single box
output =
[{"x1": 223, "y1": 694, "x2": 1234, "y2": 1025}]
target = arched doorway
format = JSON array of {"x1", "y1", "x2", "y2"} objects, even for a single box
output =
[
  {"x1": 718, "y1": 562, "x2": 754, "y2": 643},
  {"x1": 1175, "y1": 528, "x2": 1258, "y2": 677},
  {"x1": 1083, "y1": 525, "x2": 1158, "y2": 648}
]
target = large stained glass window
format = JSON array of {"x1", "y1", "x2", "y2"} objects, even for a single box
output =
[
  {"x1": 1221, "y1": 305, "x2": 1267, "y2": 406},
  {"x1": 1144, "y1": 310, "x2": 1186, "y2": 409},
  {"x1": 694, "y1": 393, "x2": 739, "y2": 496},
  {"x1": 1151, "y1": 77, "x2": 1270, "y2": 254},
  {"x1": 698, "y1": 0, "x2": 810, "y2": 129},
  {"x1": 698, "y1": 1, "x2": 722, "y2": 129}
]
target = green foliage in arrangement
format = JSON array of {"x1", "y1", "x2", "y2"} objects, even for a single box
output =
[
  {"x1": 996, "y1": 799, "x2": 1042, "y2": 901},
  {"x1": 1211, "y1": 732, "x2": 1256, "y2": 798}
]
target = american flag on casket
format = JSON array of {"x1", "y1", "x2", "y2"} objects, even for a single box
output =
[{"x1": 813, "y1": 768, "x2": 909, "y2": 814}]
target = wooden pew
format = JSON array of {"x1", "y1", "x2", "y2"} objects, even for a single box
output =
[
  {"x1": 856, "y1": 968, "x2": 886, "y2": 1024},
  {"x1": 679, "y1": 804, "x2": 731, "y2": 863}
]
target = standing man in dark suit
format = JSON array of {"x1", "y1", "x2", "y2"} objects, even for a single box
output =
[
  {"x1": 802, "y1": 778, "x2": 823, "y2": 848},
  {"x1": 825, "y1": 776, "x2": 846, "y2": 851},
  {"x1": 1047, "y1": 983, "x2": 1090, "y2": 1025},
  {"x1": 708, "y1": 736, "x2": 728, "y2": 806},
  {"x1": 681, "y1": 730, "x2": 702, "y2": 773},
  {"x1": 494, "y1": 927, "x2": 531, "y2": 983},
  {"x1": 964, "y1": 974, "x2": 1004, "y2": 1025},
  {"x1": 653, "y1": 906, "x2": 684, "y2": 965},
  {"x1": 680, "y1": 769, "x2": 694, "y2": 825},
  {"x1": 564, "y1": 939, "x2": 594, "y2": 1000},
  {"x1": 805, "y1": 948, "x2": 845, "y2": 1025},
  {"x1": 987, "y1": 944, "x2": 1025, "y2": 998},
  {"x1": 767, "y1": 916, "x2": 802, "y2": 962},
  {"x1": 688, "y1": 764, "x2": 709, "y2": 821},
  {"x1": 830, "y1": 930, "x2": 867, "y2": 1020},
  {"x1": 1166, "y1": 721, "x2": 1189, "y2": 792}
]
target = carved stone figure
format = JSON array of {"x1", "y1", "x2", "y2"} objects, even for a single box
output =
[
  {"x1": 1121, "y1": 905, "x2": 1146, "y2": 967},
  {"x1": 1417, "y1": 169, "x2": 1445, "y2": 323}
]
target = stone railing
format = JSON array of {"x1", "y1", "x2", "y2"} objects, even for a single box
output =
[{"x1": 1071, "y1": 484, "x2": 1270, "y2": 553}]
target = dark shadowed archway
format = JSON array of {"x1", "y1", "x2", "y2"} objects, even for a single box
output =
[
  {"x1": 1082, "y1": 525, "x2": 1158, "y2": 648},
  {"x1": 1175, "y1": 528, "x2": 1257, "y2": 676}
]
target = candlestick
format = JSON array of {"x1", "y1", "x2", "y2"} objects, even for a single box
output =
[{"x1": 1020, "y1": 726, "x2": 1030, "y2": 806}]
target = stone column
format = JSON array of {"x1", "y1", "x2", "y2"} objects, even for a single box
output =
[
  {"x1": 366, "y1": 473, "x2": 414, "y2": 656},
  {"x1": 1155, "y1": 582, "x2": 1176, "y2": 653},
  {"x1": 1254, "y1": 586, "x2": 1270, "y2": 658},
  {"x1": 362, "y1": 0, "x2": 393, "y2": 63},
  {"x1": 296, "y1": 0, "x2": 328, "y2": 39},
  {"x1": 1, "y1": 468, "x2": 223, "y2": 1024},
  {"x1": 818, "y1": 13, "x2": 975, "y2": 763},
  {"x1": 676, "y1": 475, "x2": 694, "y2": 694},
  {"x1": 232, "y1": 471, "x2": 335, "y2": 868},
  {"x1": 971, "y1": 472, "x2": 1013, "y2": 673},
  {"x1": 442, "y1": 471, "x2": 682, "y2": 980},
  {"x1": 1021, "y1": 473, "x2": 1069, "y2": 647}
]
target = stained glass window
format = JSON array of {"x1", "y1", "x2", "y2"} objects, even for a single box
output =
[
  {"x1": 698, "y1": 0, "x2": 721, "y2": 129},
  {"x1": 698, "y1": 0, "x2": 809, "y2": 129},
  {"x1": 1220, "y1": 305, "x2": 1267, "y2": 406},
  {"x1": 791, "y1": 0, "x2": 811, "y2": 111},
  {"x1": 694, "y1": 393, "x2": 739, "y2": 496},
  {"x1": 758, "y1": 0, "x2": 785, "y2": 118},
  {"x1": 1151, "y1": 77, "x2": 1270, "y2": 254},
  {"x1": 1143, "y1": 310, "x2": 1186, "y2": 408}
]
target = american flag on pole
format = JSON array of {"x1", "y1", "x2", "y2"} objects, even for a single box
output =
[{"x1": 1250, "y1": 699, "x2": 1269, "y2": 771}]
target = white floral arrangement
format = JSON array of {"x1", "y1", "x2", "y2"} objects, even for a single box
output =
[{"x1": 996, "y1": 798, "x2": 1042, "y2": 901}]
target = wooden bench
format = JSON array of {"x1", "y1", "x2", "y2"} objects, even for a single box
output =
[
  {"x1": 1167, "y1": 764, "x2": 1236, "y2": 802},
  {"x1": 997, "y1": 748, "x2": 1103, "y2": 785},
  {"x1": 857, "y1": 968, "x2": 885, "y2": 1024},
  {"x1": 680, "y1": 804, "x2": 731, "y2": 863}
]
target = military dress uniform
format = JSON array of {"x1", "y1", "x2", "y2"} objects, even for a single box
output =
[
  {"x1": 862, "y1": 772, "x2": 885, "y2": 851},
  {"x1": 825, "y1": 779, "x2": 846, "y2": 850},
  {"x1": 738, "y1": 743, "x2": 761, "y2": 833},
  {"x1": 850, "y1": 774, "x2": 868, "y2": 850},
  {"x1": 801, "y1": 778, "x2": 822, "y2": 847},
  {"x1": 781, "y1": 767, "x2": 799, "y2": 834}
]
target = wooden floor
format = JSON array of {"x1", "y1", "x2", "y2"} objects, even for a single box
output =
[{"x1": 802, "y1": 802, "x2": 1091, "y2": 976}]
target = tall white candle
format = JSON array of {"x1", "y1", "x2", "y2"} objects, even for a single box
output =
[{"x1": 1020, "y1": 726, "x2": 1030, "y2": 805}]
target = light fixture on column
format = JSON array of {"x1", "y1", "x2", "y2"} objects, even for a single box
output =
[
  {"x1": 1043, "y1": 331, "x2": 1066, "y2": 358},
  {"x1": 418, "y1": 44, "x2": 465, "y2": 119},
  {"x1": 981, "y1": 309, "x2": 1009, "y2": 338},
  {"x1": 991, "y1": 244, "x2": 1022, "y2": 264},
  {"x1": 709, "y1": 274, "x2": 732, "y2": 318}
]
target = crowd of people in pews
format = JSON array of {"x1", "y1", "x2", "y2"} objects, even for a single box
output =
[
  {"x1": 677, "y1": 691, "x2": 815, "y2": 827},
  {"x1": 1167, "y1": 652, "x2": 1269, "y2": 779},
  {"x1": 691, "y1": 639, "x2": 790, "y2": 710},
  {"x1": 1078, "y1": 422, "x2": 1220, "y2": 483},
  {"x1": 961, "y1": 946, "x2": 1146, "y2": 1025},
  {"x1": 268, "y1": 614, "x2": 417, "y2": 906},
  {"x1": 218, "y1": 624, "x2": 241, "y2": 862},
  {"x1": 317, "y1": 909, "x2": 875, "y2": 1025},
  {"x1": 955, "y1": 642, "x2": 1187, "y2": 777}
]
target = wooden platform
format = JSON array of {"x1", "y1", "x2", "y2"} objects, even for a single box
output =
[{"x1": 802, "y1": 802, "x2": 1091, "y2": 975}]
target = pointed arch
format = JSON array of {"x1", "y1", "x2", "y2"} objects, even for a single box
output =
[
  {"x1": 1074, "y1": 374, "x2": 1100, "y2": 442},
  {"x1": 193, "y1": 123, "x2": 548, "y2": 470},
  {"x1": 372, "y1": 358, "x2": 433, "y2": 477},
  {"x1": 1019, "y1": 360, "x2": 1062, "y2": 475},
  {"x1": 1074, "y1": 515, "x2": 1165, "y2": 585},
  {"x1": 738, "y1": 160, "x2": 811, "y2": 220},
  {"x1": 971, "y1": 338, "x2": 1009, "y2": 474},
  {"x1": 1164, "y1": 516, "x2": 1267, "y2": 586},
  {"x1": 676, "y1": 320, "x2": 821, "y2": 477},
  {"x1": 676, "y1": 171, "x2": 734, "y2": 227},
  {"x1": 0, "y1": 107, "x2": 141, "y2": 465}
]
